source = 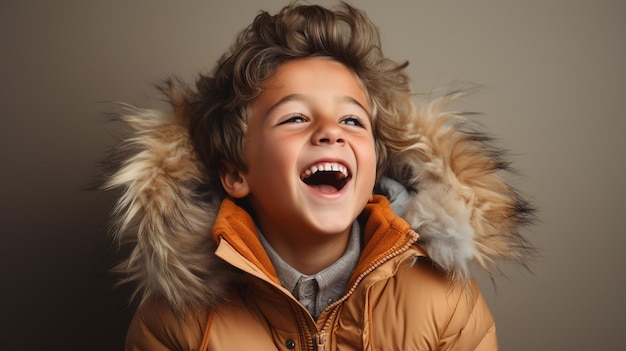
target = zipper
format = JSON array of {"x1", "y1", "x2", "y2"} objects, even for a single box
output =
[
  {"x1": 311, "y1": 230, "x2": 419, "y2": 350},
  {"x1": 314, "y1": 331, "x2": 326, "y2": 351}
]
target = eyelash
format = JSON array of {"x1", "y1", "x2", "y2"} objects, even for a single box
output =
[
  {"x1": 278, "y1": 114, "x2": 366, "y2": 128},
  {"x1": 341, "y1": 116, "x2": 365, "y2": 128},
  {"x1": 279, "y1": 114, "x2": 308, "y2": 124}
]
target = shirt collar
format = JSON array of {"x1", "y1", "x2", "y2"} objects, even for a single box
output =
[{"x1": 258, "y1": 222, "x2": 361, "y2": 296}]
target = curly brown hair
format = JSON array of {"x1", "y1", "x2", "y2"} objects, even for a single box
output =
[{"x1": 186, "y1": 2, "x2": 415, "y2": 194}]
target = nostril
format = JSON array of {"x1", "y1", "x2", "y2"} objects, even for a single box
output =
[
  {"x1": 318, "y1": 137, "x2": 345, "y2": 144},
  {"x1": 313, "y1": 125, "x2": 346, "y2": 145}
]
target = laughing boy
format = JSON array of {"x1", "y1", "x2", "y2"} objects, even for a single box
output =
[{"x1": 105, "y1": 3, "x2": 533, "y2": 350}]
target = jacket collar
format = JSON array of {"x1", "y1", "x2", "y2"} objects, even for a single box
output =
[{"x1": 213, "y1": 195, "x2": 421, "y2": 297}]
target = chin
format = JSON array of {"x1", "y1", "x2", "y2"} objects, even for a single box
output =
[{"x1": 308, "y1": 215, "x2": 356, "y2": 236}]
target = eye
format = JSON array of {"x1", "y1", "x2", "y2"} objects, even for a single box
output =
[
  {"x1": 279, "y1": 113, "x2": 308, "y2": 125},
  {"x1": 341, "y1": 115, "x2": 366, "y2": 128}
]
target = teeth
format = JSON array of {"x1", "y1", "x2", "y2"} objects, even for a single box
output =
[{"x1": 301, "y1": 162, "x2": 349, "y2": 179}]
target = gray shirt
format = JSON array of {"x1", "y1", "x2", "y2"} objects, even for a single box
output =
[{"x1": 258, "y1": 223, "x2": 361, "y2": 319}]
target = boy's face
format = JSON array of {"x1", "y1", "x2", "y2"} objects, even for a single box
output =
[{"x1": 222, "y1": 58, "x2": 376, "y2": 242}]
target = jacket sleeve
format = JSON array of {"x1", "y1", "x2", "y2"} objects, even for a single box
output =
[
  {"x1": 438, "y1": 278, "x2": 498, "y2": 350},
  {"x1": 125, "y1": 298, "x2": 208, "y2": 351}
]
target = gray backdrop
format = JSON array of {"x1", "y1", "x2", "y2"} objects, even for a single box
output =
[{"x1": 2, "y1": 1, "x2": 624, "y2": 350}]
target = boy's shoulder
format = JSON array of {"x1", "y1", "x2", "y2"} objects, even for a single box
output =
[
  {"x1": 371, "y1": 252, "x2": 494, "y2": 339},
  {"x1": 125, "y1": 297, "x2": 209, "y2": 349},
  {"x1": 396, "y1": 248, "x2": 485, "y2": 304},
  {"x1": 125, "y1": 293, "x2": 279, "y2": 350}
]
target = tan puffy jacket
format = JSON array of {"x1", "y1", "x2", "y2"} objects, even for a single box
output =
[
  {"x1": 105, "y1": 86, "x2": 533, "y2": 351},
  {"x1": 125, "y1": 196, "x2": 497, "y2": 350}
]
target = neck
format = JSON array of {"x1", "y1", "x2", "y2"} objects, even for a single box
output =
[{"x1": 262, "y1": 226, "x2": 352, "y2": 275}]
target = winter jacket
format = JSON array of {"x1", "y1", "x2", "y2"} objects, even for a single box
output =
[
  {"x1": 104, "y1": 89, "x2": 533, "y2": 351},
  {"x1": 125, "y1": 195, "x2": 498, "y2": 350}
]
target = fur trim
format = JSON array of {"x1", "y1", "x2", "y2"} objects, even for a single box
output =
[
  {"x1": 103, "y1": 85, "x2": 534, "y2": 311},
  {"x1": 387, "y1": 91, "x2": 534, "y2": 280},
  {"x1": 102, "y1": 86, "x2": 234, "y2": 312}
]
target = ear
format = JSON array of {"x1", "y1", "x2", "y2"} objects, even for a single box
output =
[{"x1": 219, "y1": 164, "x2": 250, "y2": 199}]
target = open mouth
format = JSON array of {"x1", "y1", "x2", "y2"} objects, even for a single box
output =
[{"x1": 300, "y1": 162, "x2": 351, "y2": 193}]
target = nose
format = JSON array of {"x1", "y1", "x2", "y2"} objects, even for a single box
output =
[{"x1": 311, "y1": 119, "x2": 345, "y2": 146}]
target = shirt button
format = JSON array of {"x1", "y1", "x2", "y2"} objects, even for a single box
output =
[
  {"x1": 327, "y1": 298, "x2": 334, "y2": 304},
  {"x1": 303, "y1": 281, "x2": 315, "y2": 296},
  {"x1": 285, "y1": 338, "x2": 296, "y2": 349}
]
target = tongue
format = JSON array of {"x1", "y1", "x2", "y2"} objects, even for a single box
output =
[{"x1": 311, "y1": 184, "x2": 338, "y2": 193}]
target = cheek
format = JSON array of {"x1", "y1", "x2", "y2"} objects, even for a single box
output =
[
  {"x1": 366, "y1": 135, "x2": 378, "y2": 161},
  {"x1": 360, "y1": 137, "x2": 378, "y2": 182},
  {"x1": 248, "y1": 138, "x2": 292, "y2": 179},
  {"x1": 374, "y1": 140, "x2": 383, "y2": 171},
  {"x1": 242, "y1": 137, "x2": 267, "y2": 183}
]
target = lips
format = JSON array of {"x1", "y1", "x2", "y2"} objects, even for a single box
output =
[{"x1": 300, "y1": 162, "x2": 351, "y2": 192}]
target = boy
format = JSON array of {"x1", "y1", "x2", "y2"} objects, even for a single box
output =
[{"x1": 105, "y1": 3, "x2": 533, "y2": 350}]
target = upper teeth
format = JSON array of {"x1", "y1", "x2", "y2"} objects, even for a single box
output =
[{"x1": 301, "y1": 162, "x2": 349, "y2": 179}]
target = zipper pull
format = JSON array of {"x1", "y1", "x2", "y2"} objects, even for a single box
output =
[{"x1": 314, "y1": 331, "x2": 327, "y2": 351}]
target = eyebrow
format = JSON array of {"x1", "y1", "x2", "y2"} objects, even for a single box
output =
[{"x1": 265, "y1": 93, "x2": 371, "y2": 118}]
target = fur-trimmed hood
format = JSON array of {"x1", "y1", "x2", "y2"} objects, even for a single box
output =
[{"x1": 103, "y1": 85, "x2": 534, "y2": 313}]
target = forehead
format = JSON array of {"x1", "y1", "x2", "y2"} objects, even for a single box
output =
[
  {"x1": 251, "y1": 58, "x2": 370, "y2": 117},
  {"x1": 268, "y1": 58, "x2": 364, "y2": 86}
]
